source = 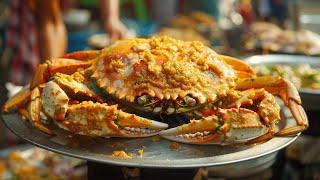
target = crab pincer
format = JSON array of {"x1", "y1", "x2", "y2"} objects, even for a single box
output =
[
  {"x1": 160, "y1": 108, "x2": 268, "y2": 145},
  {"x1": 40, "y1": 81, "x2": 168, "y2": 137}
]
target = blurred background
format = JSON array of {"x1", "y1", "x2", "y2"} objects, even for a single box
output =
[{"x1": 0, "y1": 0, "x2": 320, "y2": 179}]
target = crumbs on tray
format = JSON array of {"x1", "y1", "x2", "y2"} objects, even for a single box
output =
[
  {"x1": 151, "y1": 136, "x2": 161, "y2": 143},
  {"x1": 137, "y1": 148, "x2": 144, "y2": 157},
  {"x1": 112, "y1": 151, "x2": 132, "y2": 159},
  {"x1": 169, "y1": 142, "x2": 180, "y2": 150}
]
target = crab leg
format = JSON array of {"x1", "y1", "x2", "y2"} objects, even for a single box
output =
[
  {"x1": 4, "y1": 55, "x2": 97, "y2": 132},
  {"x1": 47, "y1": 58, "x2": 92, "y2": 76},
  {"x1": 214, "y1": 88, "x2": 282, "y2": 144},
  {"x1": 12, "y1": 87, "x2": 53, "y2": 134},
  {"x1": 3, "y1": 86, "x2": 31, "y2": 112},
  {"x1": 160, "y1": 108, "x2": 268, "y2": 144},
  {"x1": 53, "y1": 72, "x2": 103, "y2": 102},
  {"x1": 30, "y1": 58, "x2": 93, "y2": 90},
  {"x1": 60, "y1": 102, "x2": 168, "y2": 137},
  {"x1": 223, "y1": 89, "x2": 281, "y2": 124},
  {"x1": 17, "y1": 106, "x2": 52, "y2": 134},
  {"x1": 41, "y1": 81, "x2": 168, "y2": 137},
  {"x1": 5, "y1": 57, "x2": 95, "y2": 113},
  {"x1": 30, "y1": 64, "x2": 49, "y2": 89},
  {"x1": 236, "y1": 76, "x2": 308, "y2": 136},
  {"x1": 29, "y1": 87, "x2": 41, "y2": 124},
  {"x1": 61, "y1": 50, "x2": 99, "y2": 61},
  {"x1": 220, "y1": 55, "x2": 255, "y2": 78}
]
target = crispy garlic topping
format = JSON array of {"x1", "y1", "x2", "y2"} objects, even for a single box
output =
[{"x1": 91, "y1": 36, "x2": 235, "y2": 104}]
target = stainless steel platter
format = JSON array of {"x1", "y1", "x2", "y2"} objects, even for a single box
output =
[
  {"x1": 245, "y1": 54, "x2": 320, "y2": 110},
  {"x1": 1, "y1": 100, "x2": 298, "y2": 168}
]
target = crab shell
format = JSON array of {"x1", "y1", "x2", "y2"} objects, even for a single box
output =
[{"x1": 88, "y1": 37, "x2": 236, "y2": 113}]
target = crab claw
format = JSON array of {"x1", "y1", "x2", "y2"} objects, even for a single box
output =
[
  {"x1": 159, "y1": 116, "x2": 225, "y2": 144},
  {"x1": 41, "y1": 81, "x2": 168, "y2": 137},
  {"x1": 115, "y1": 109, "x2": 168, "y2": 137},
  {"x1": 160, "y1": 108, "x2": 268, "y2": 145},
  {"x1": 56, "y1": 101, "x2": 168, "y2": 138},
  {"x1": 236, "y1": 76, "x2": 309, "y2": 135},
  {"x1": 41, "y1": 81, "x2": 69, "y2": 121}
]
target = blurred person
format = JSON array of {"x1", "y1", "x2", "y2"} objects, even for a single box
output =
[
  {"x1": 100, "y1": 0, "x2": 127, "y2": 40},
  {"x1": 253, "y1": 0, "x2": 289, "y2": 28},
  {"x1": 3, "y1": 0, "x2": 126, "y2": 148},
  {"x1": 5, "y1": 0, "x2": 126, "y2": 86},
  {"x1": 239, "y1": 0, "x2": 255, "y2": 26},
  {"x1": 269, "y1": 0, "x2": 289, "y2": 28},
  {"x1": 257, "y1": 0, "x2": 272, "y2": 20},
  {"x1": 190, "y1": 0, "x2": 220, "y2": 19},
  {"x1": 150, "y1": 0, "x2": 179, "y2": 25}
]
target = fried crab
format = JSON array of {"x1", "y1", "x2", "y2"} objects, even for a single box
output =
[{"x1": 3, "y1": 37, "x2": 308, "y2": 145}]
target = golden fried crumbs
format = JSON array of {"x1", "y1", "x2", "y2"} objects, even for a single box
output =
[
  {"x1": 112, "y1": 151, "x2": 132, "y2": 159},
  {"x1": 138, "y1": 149, "x2": 144, "y2": 156},
  {"x1": 152, "y1": 136, "x2": 161, "y2": 143},
  {"x1": 95, "y1": 36, "x2": 234, "y2": 102},
  {"x1": 169, "y1": 142, "x2": 180, "y2": 150}
]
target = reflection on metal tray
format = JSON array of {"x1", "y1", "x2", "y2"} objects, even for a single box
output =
[
  {"x1": 245, "y1": 54, "x2": 320, "y2": 110},
  {"x1": 1, "y1": 99, "x2": 299, "y2": 168}
]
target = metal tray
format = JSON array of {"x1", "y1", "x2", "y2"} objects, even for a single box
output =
[
  {"x1": 1, "y1": 101, "x2": 299, "y2": 168},
  {"x1": 245, "y1": 54, "x2": 320, "y2": 110}
]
